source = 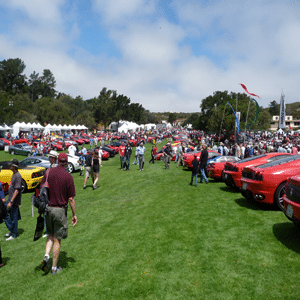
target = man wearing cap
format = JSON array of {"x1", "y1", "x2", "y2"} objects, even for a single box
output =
[
  {"x1": 41, "y1": 153, "x2": 77, "y2": 275},
  {"x1": 163, "y1": 142, "x2": 172, "y2": 169},
  {"x1": 4, "y1": 159, "x2": 22, "y2": 241}
]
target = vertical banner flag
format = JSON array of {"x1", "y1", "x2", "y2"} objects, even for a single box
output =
[
  {"x1": 227, "y1": 102, "x2": 240, "y2": 133},
  {"x1": 279, "y1": 92, "x2": 286, "y2": 129}
]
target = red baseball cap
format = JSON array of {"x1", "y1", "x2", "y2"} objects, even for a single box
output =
[{"x1": 58, "y1": 152, "x2": 68, "y2": 163}]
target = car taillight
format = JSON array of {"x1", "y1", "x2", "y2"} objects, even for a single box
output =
[
  {"x1": 32, "y1": 173, "x2": 38, "y2": 178},
  {"x1": 254, "y1": 171, "x2": 263, "y2": 181}
]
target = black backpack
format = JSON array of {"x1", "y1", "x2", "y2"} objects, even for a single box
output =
[{"x1": 31, "y1": 170, "x2": 50, "y2": 214}]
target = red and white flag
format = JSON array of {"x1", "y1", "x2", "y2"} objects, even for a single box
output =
[{"x1": 240, "y1": 84, "x2": 260, "y2": 99}]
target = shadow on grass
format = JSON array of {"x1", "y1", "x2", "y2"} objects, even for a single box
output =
[
  {"x1": 273, "y1": 222, "x2": 300, "y2": 254},
  {"x1": 220, "y1": 186, "x2": 240, "y2": 194},
  {"x1": 1, "y1": 257, "x2": 11, "y2": 267},
  {"x1": 34, "y1": 251, "x2": 76, "y2": 276},
  {"x1": 17, "y1": 228, "x2": 25, "y2": 236},
  {"x1": 234, "y1": 197, "x2": 277, "y2": 211}
]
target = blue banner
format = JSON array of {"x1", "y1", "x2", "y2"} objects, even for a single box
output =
[{"x1": 226, "y1": 102, "x2": 240, "y2": 133}]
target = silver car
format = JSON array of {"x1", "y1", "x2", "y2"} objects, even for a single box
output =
[{"x1": 20, "y1": 156, "x2": 51, "y2": 170}]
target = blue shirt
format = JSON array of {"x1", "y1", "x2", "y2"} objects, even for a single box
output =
[{"x1": 137, "y1": 146, "x2": 145, "y2": 155}]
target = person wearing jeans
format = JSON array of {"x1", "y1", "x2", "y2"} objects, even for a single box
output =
[
  {"x1": 4, "y1": 159, "x2": 22, "y2": 241},
  {"x1": 190, "y1": 155, "x2": 199, "y2": 187},
  {"x1": 199, "y1": 144, "x2": 209, "y2": 184}
]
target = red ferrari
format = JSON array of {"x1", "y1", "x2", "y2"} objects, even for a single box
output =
[
  {"x1": 240, "y1": 155, "x2": 300, "y2": 210},
  {"x1": 223, "y1": 153, "x2": 292, "y2": 190},
  {"x1": 282, "y1": 176, "x2": 300, "y2": 228},
  {"x1": 183, "y1": 150, "x2": 220, "y2": 169},
  {"x1": 207, "y1": 156, "x2": 240, "y2": 180}
]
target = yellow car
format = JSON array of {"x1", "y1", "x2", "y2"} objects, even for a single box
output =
[{"x1": 0, "y1": 161, "x2": 45, "y2": 193}]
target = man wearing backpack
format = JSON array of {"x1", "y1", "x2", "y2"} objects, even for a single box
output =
[{"x1": 41, "y1": 153, "x2": 77, "y2": 275}]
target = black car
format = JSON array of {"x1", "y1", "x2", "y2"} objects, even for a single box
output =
[{"x1": 94, "y1": 146, "x2": 115, "y2": 157}]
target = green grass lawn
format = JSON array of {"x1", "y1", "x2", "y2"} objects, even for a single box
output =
[{"x1": 1, "y1": 142, "x2": 300, "y2": 300}]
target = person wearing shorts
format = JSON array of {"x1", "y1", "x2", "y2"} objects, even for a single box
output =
[
  {"x1": 41, "y1": 153, "x2": 77, "y2": 275},
  {"x1": 83, "y1": 151, "x2": 93, "y2": 189}
]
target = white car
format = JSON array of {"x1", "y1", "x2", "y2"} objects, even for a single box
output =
[{"x1": 66, "y1": 154, "x2": 81, "y2": 173}]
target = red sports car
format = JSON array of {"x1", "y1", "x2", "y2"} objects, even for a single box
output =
[
  {"x1": 101, "y1": 150, "x2": 110, "y2": 160},
  {"x1": 12, "y1": 138, "x2": 29, "y2": 145},
  {"x1": 240, "y1": 155, "x2": 300, "y2": 210},
  {"x1": 207, "y1": 156, "x2": 240, "y2": 180},
  {"x1": 50, "y1": 142, "x2": 63, "y2": 151},
  {"x1": 282, "y1": 176, "x2": 300, "y2": 228},
  {"x1": 223, "y1": 153, "x2": 292, "y2": 190},
  {"x1": 183, "y1": 150, "x2": 220, "y2": 169}
]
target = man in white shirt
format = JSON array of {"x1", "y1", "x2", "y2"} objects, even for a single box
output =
[{"x1": 68, "y1": 144, "x2": 76, "y2": 156}]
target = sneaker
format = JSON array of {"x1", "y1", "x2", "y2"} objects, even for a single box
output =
[
  {"x1": 93, "y1": 185, "x2": 98, "y2": 190},
  {"x1": 205, "y1": 181, "x2": 209, "y2": 184},
  {"x1": 6, "y1": 236, "x2": 15, "y2": 241},
  {"x1": 51, "y1": 266, "x2": 63, "y2": 275},
  {"x1": 83, "y1": 186, "x2": 86, "y2": 189},
  {"x1": 41, "y1": 255, "x2": 50, "y2": 272},
  {"x1": 5, "y1": 232, "x2": 11, "y2": 237}
]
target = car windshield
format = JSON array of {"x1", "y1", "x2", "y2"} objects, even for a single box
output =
[
  {"x1": 236, "y1": 154, "x2": 266, "y2": 164},
  {"x1": 257, "y1": 155, "x2": 300, "y2": 169}
]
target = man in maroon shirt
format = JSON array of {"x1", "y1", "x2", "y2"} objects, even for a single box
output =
[{"x1": 41, "y1": 153, "x2": 77, "y2": 275}]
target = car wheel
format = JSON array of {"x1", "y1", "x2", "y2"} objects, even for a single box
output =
[
  {"x1": 221, "y1": 171, "x2": 226, "y2": 182},
  {"x1": 21, "y1": 179, "x2": 27, "y2": 193},
  {"x1": 54, "y1": 147, "x2": 58, "y2": 150},
  {"x1": 27, "y1": 152, "x2": 31, "y2": 157},
  {"x1": 274, "y1": 182, "x2": 286, "y2": 211},
  {"x1": 67, "y1": 163, "x2": 74, "y2": 173},
  {"x1": 11, "y1": 150, "x2": 14, "y2": 155}
]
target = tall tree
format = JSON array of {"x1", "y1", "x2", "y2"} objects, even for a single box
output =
[
  {"x1": 0, "y1": 58, "x2": 27, "y2": 94},
  {"x1": 28, "y1": 71, "x2": 43, "y2": 102},
  {"x1": 41, "y1": 69, "x2": 56, "y2": 97}
]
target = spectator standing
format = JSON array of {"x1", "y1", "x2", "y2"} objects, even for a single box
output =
[
  {"x1": 190, "y1": 154, "x2": 199, "y2": 187},
  {"x1": 137, "y1": 142, "x2": 146, "y2": 171},
  {"x1": 132, "y1": 146, "x2": 139, "y2": 165},
  {"x1": 90, "y1": 137, "x2": 94, "y2": 149},
  {"x1": 177, "y1": 142, "x2": 185, "y2": 168},
  {"x1": 92, "y1": 150, "x2": 100, "y2": 189},
  {"x1": 199, "y1": 144, "x2": 209, "y2": 184},
  {"x1": 149, "y1": 146, "x2": 155, "y2": 164},
  {"x1": 83, "y1": 151, "x2": 94, "y2": 189},
  {"x1": 124, "y1": 141, "x2": 132, "y2": 171},
  {"x1": 68, "y1": 144, "x2": 76, "y2": 156},
  {"x1": 78, "y1": 153, "x2": 85, "y2": 176},
  {"x1": 119, "y1": 141, "x2": 126, "y2": 170},
  {"x1": 4, "y1": 159, "x2": 22, "y2": 241},
  {"x1": 163, "y1": 142, "x2": 172, "y2": 169},
  {"x1": 41, "y1": 153, "x2": 77, "y2": 275}
]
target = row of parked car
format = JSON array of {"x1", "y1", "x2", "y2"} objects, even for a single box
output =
[{"x1": 202, "y1": 151, "x2": 300, "y2": 229}]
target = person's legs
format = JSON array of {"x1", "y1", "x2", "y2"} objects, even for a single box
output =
[
  {"x1": 5, "y1": 206, "x2": 19, "y2": 238},
  {"x1": 94, "y1": 173, "x2": 99, "y2": 186},
  {"x1": 126, "y1": 156, "x2": 130, "y2": 170},
  {"x1": 52, "y1": 238, "x2": 61, "y2": 268},
  {"x1": 45, "y1": 234, "x2": 54, "y2": 256},
  {"x1": 200, "y1": 168, "x2": 208, "y2": 183}
]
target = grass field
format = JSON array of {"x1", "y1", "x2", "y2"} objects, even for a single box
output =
[{"x1": 1, "y1": 142, "x2": 300, "y2": 300}]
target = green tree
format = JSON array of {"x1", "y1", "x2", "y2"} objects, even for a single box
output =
[
  {"x1": 268, "y1": 100, "x2": 280, "y2": 116},
  {"x1": 0, "y1": 58, "x2": 27, "y2": 94},
  {"x1": 41, "y1": 69, "x2": 56, "y2": 97},
  {"x1": 168, "y1": 113, "x2": 177, "y2": 124},
  {"x1": 28, "y1": 71, "x2": 43, "y2": 102},
  {"x1": 93, "y1": 88, "x2": 117, "y2": 130}
]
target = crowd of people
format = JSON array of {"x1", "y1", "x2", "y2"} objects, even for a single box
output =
[{"x1": 1, "y1": 126, "x2": 300, "y2": 273}]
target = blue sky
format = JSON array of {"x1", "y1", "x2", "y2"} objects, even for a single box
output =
[{"x1": 0, "y1": 0, "x2": 300, "y2": 112}]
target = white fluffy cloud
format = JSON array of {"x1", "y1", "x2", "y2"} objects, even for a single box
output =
[{"x1": 0, "y1": 0, "x2": 300, "y2": 112}]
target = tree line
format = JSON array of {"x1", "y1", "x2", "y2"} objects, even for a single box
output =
[
  {"x1": 0, "y1": 58, "x2": 158, "y2": 129},
  {"x1": 1, "y1": 58, "x2": 291, "y2": 133}
]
